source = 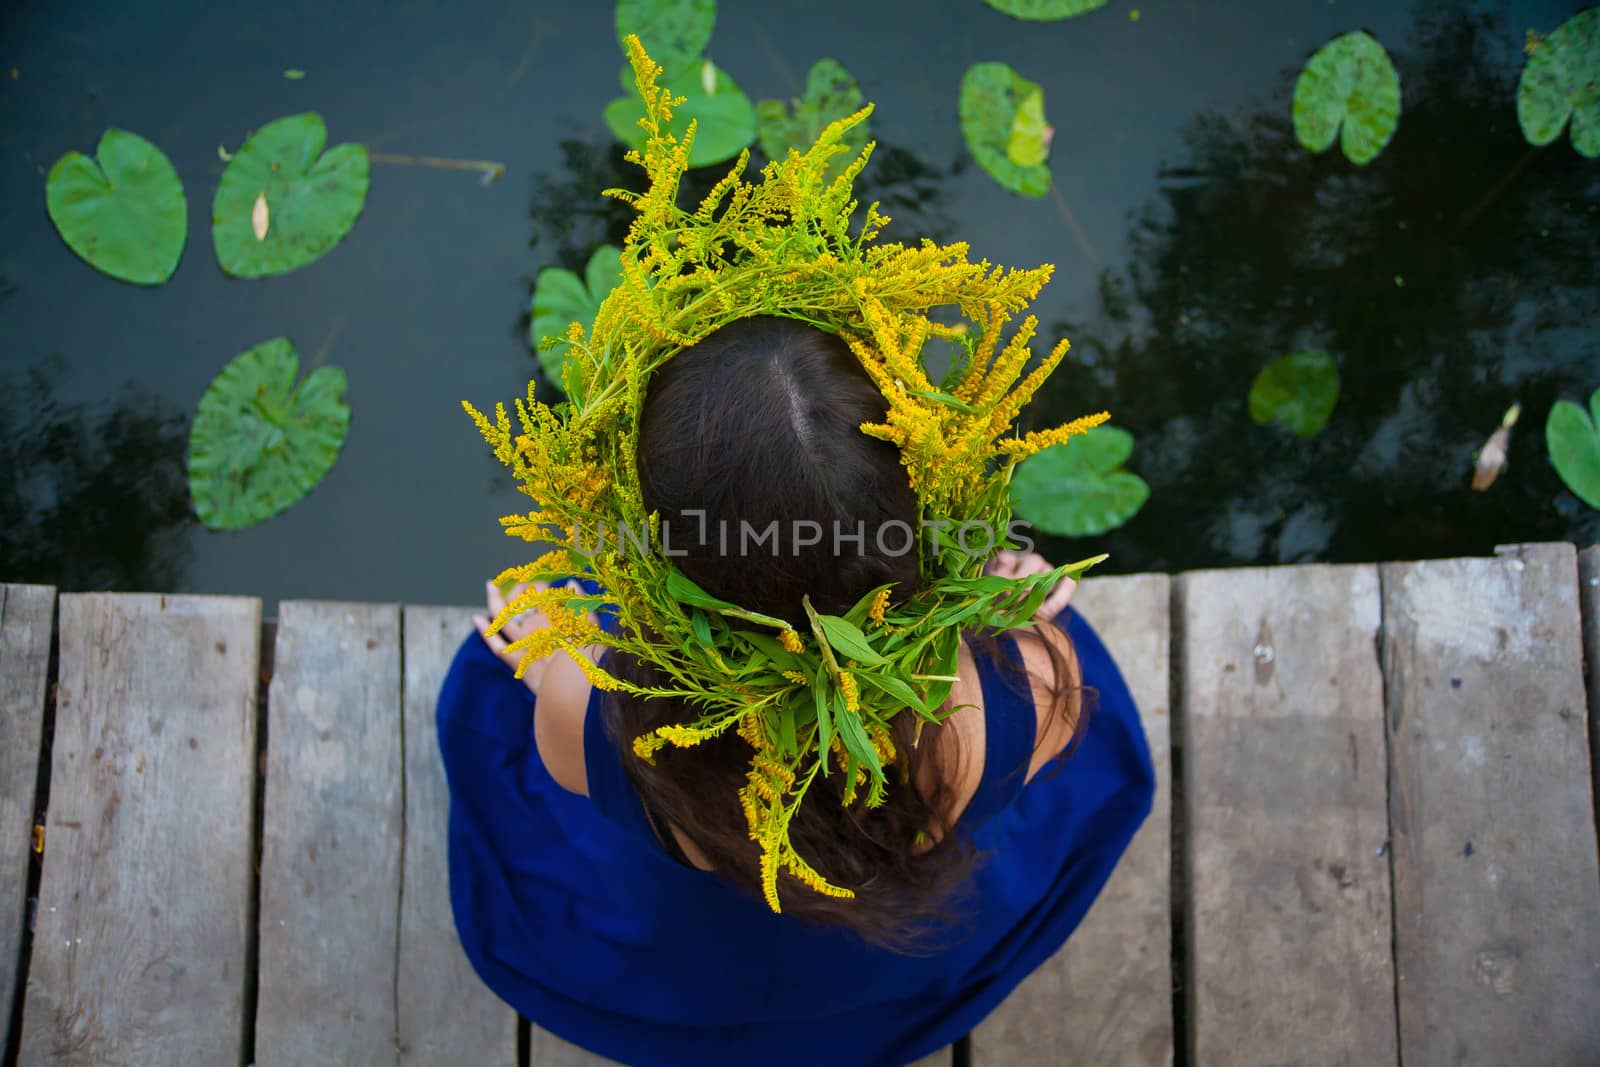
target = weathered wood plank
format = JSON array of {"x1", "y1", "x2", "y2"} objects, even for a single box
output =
[
  {"x1": 1382, "y1": 544, "x2": 1600, "y2": 1064},
  {"x1": 1, "y1": 585, "x2": 54, "y2": 1054},
  {"x1": 1580, "y1": 545, "x2": 1599, "y2": 851},
  {"x1": 256, "y1": 601, "x2": 402, "y2": 1065},
  {"x1": 399, "y1": 606, "x2": 517, "y2": 1064},
  {"x1": 1181, "y1": 564, "x2": 1396, "y2": 1064},
  {"x1": 972, "y1": 574, "x2": 1173, "y2": 1066},
  {"x1": 530, "y1": 1026, "x2": 624, "y2": 1066},
  {"x1": 19, "y1": 593, "x2": 258, "y2": 1066}
]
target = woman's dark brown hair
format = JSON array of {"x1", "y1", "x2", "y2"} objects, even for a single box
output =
[{"x1": 604, "y1": 315, "x2": 1084, "y2": 951}]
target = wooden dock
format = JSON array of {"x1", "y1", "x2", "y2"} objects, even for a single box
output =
[{"x1": 3, "y1": 542, "x2": 1599, "y2": 1066}]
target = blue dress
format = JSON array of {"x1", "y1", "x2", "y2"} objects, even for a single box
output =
[{"x1": 438, "y1": 582, "x2": 1155, "y2": 1067}]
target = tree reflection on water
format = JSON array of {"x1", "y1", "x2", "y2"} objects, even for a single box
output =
[
  {"x1": 1031, "y1": 5, "x2": 1600, "y2": 572},
  {"x1": 0, "y1": 356, "x2": 196, "y2": 592}
]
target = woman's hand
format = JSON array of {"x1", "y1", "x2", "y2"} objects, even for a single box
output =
[
  {"x1": 985, "y1": 550, "x2": 1077, "y2": 622},
  {"x1": 474, "y1": 579, "x2": 596, "y2": 695}
]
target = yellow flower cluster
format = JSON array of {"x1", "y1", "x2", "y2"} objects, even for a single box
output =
[{"x1": 462, "y1": 36, "x2": 1108, "y2": 914}]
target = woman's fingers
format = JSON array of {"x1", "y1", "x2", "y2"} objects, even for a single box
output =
[
  {"x1": 1038, "y1": 576, "x2": 1077, "y2": 622},
  {"x1": 988, "y1": 551, "x2": 1076, "y2": 621},
  {"x1": 474, "y1": 613, "x2": 509, "y2": 655}
]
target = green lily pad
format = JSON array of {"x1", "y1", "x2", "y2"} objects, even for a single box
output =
[
  {"x1": 605, "y1": 58, "x2": 756, "y2": 168},
  {"x1": 212, "y1": 113, "x2": 369, "y2": 279},
  {"x1": 615, "y1": 0, "x2": 716, "y2": 78},
  {"x1": 983, "y1": 0, "x2": 1108, "y2": 19},
  {"x1": 1248, "y1": 349, "x2": 1340, "y2": 437},
  {"x1": 188, "y1": 337, "x2": 350, "y2": 530},
  {"x1": 1011, "y1": 426, "x2": 1150, "y2": 537},
  {"x1": 45, "y1": 129, "x2": 186, "y2": 286},
  {"x1": 1518, "y1": 9, "x2": 1600, "y2": 158},
  {"x1": 1546, "y1": 387, "x2": 1600, "y2": 510},
  {"x1": 960, "y1": 62, "x2": 1052, "y2": 198},
  {"x1": 755, "y1": 58, "x2": 869, "y2": 173},
  {"x1": 1292, "y1": 31, "x2": 1402, "y2": 166},
  {"x1": 1007, "y1": 86, "x2": 1052, "y2": 166},
  {"x1": 531, "y1": 245, "x2": 623, "y2": 396}
]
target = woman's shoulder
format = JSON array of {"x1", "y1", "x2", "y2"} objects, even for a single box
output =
[
  {"x1": 922, "y1": 621, "x2": 1081, "y2": 829},
  {"x1": 534, "y1": 649, "x2": 596, "y2": 796}
]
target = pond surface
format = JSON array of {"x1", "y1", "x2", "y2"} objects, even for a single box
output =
[{"x1": 2, "y1": 0, "x2": 1596, "y2": 609}]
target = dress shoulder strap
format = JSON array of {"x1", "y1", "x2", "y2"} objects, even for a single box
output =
[{"x1": 957, "y1": 633, "x2": 1036, "y2": 829}]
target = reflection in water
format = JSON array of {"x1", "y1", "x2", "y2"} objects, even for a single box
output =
[
  {"x1": 0, "y1": 356, "x2": 196, "y2": 591},
  {"x1": 1032, "y1": 5, "x2": 1600, "y2": 572}
]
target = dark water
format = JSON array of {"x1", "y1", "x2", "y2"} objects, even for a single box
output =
[{"x1": 2, "y1": 0, "x2": 1596, "y2": 609}]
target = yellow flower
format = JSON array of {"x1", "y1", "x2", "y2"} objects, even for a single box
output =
[
  {"x1": 838, "y1": 671, "x2": 860, "y2": 713},
  {"x1": 866, "y1": 588, "x2": 891, "y2": 626},
  {"x1": 779, "y1": 628, "x2": 804, "y2": 654}
]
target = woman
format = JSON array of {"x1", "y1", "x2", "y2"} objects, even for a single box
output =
[{"x1": 440, "y1": 39, "x2": 1155, "y2": 1067}]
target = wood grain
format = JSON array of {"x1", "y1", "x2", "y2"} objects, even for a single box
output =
[
  {"x1": 255, "y1": 601, "x2": 403, "y2": 1065},
  {"x1": 19, "y1": 593, "x2": 259, "y2": 1066},
  {"x1": 1579, "y1": 544, "x2": 1599, "y2": 853},
  {"x1": 972, "y1": 574, "x2": 1173, "y2": 1066},
  {"x1": 1382, "y1": 544, "x2": 1600, "y2": 1064},
  {"x1": 0, "y1": 585, "x2": 54, "y2": 1054},
  {"x1": 398, "y1": 606, "x2": 517, "y2": 1064},
  {"x1": 1180, "y1": 564, "x2": 1396, "y2": 1065}
]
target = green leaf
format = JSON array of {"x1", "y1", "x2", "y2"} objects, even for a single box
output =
[
  {"x1": 45, "y1": 129, "x2": 186, "y2": 286},
  {"x1": 755, "y1": 58, "x2": 868, "y2": 175},
  {"x1": 605, "y1": 58, "x2": 755, "y2": 168},
  {"x1": 833, "y1": 690, "x2": 883, "y2": 780},
  {"x1": 212, "y1": 113, "x2": 369, "y2": 278},
  {"x1": 530, "y1": 245, "x2": 622, "y2": 393},
  {"x1": 983, "y1": 0, "x2": 1108, "y2": 19},
  {"x1": 665, "y1": 567, "x2": 728, "y2": 608},
  {"x1": 1292, "y1": 30, "x2": 1402, "y2": 166},
  {"x1": 1006, "y1": 86, "x2": 1052, "y2": 167},
  {"x1": 1546, "y1": 387, "x2": 1600, "y2": 511},
  {"x1": 740, "y1": 630, "x2": 802, "y2": 670},
  {"x1": 857, "y1": 669, "x2": 928, "y2": 714},
  {"x1": 1011, "y1": 426, "x2": 1150, "y2": 537},
  {"x1": 187, "y1": 337, "x2": 350, "y2": 530},
  {"x1": 960, "y1": 62, "x2": 1052, "y2": 197},
  {"x1": 777, "y1": 696, "x2": 798, "y2": 758},
  {"x1": 1248, "y1": 349, "x2": 1340, "y2": 437},
  {"x1": 665, "y1": 568, "x2": 791, "y2": 628},
  {"x1": 691, "y1": 609, "x2": 714, "y2": 647},
  {"x1": 1518, "y1": 10, "x2": 1600, "y2": 158},
  {"x1": 904, "y1": 386, "x2": 982, "y2": 413},
  {"x1": 813, "y1": 662, "x2": 833, "y2": 768},
  {"x1": 815, "y1": 615, "x2": 887, "y2": 665},
  {"x1": 615, "y1": 0, "x2": 716, "y2": 78}
]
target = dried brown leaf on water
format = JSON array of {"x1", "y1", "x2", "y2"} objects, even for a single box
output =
[
  {"x1": 251, "y1": 191, "x2": 269, "y2": 241},
  {"x1": 1471, "y1": 403, "x2": 1521, "y2": 491}
]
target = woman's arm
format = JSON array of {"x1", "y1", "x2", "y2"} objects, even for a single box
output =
[
  {"x1": 471, "y1": 578, "x2": 597, "y2": 796},
  {"x1": 985, "y1": 550, "x2": 1083, "y2": 782}
]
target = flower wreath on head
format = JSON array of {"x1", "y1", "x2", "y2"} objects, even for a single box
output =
[{"x1": 463, "y1": 35, "x2": 1109, "y2": 914}]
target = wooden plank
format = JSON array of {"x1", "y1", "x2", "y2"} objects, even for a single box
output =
[
  {"x1": 256, "y1": 601, "x2": 402, "y2": 1065},
  {"x1": 1382, "y1": 544, "x2": 1600, "y2": 1064},
  {"x1": 1, "y1": 585, "x2": 54, "y2": 1054},
  {"x1": 398, "y1": 606, "x2": 517, "y2": 1064},
  {"x1": 530, "y1": 1026, "x2": 624, "y2": 1066},
  {"x1": 1181, "y1": 564, "x2": 1396, "y2": 1064},
  {"x1": 19, "y1": 593, "x2": 259, "y2": 1066},
  {"x1": 972, "y1": 574, "x2": 1173, "y2": 1066},
  {"x1": 1580, "y1": 545, "x2": 1599, "y2": 846}
]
